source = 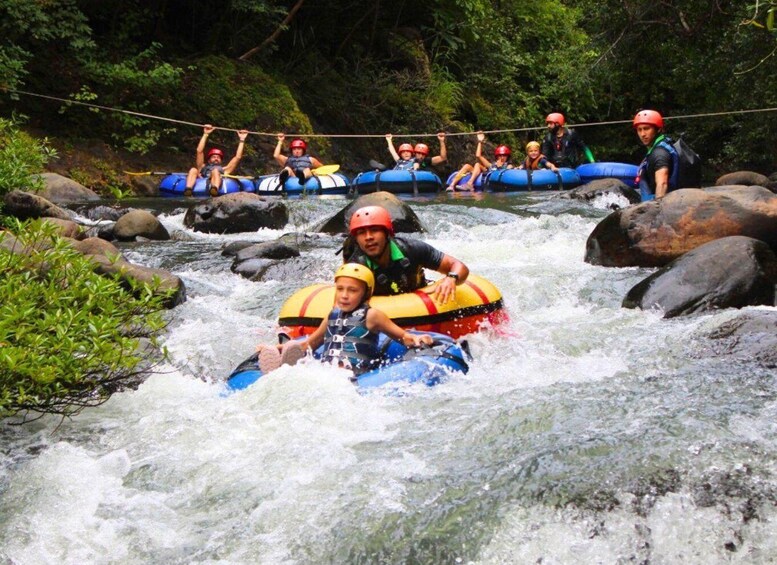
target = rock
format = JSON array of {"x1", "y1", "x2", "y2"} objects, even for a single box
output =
[
  {"x1": 183, "y1": 193, "x2": 288, "y2": 234},
  {"x1": 33, "y1": 172, "x2": 100, "y2": 202},
  {"x1": 315, "y1": 191, "x2": 427, "y2": 234},
  {"x1": 69, "y1": 237, "x2": 184, "y2": 308},
  {"x1": 83, "y1": 222, "x2": 116, "y2": 241},
  {"x1": 114, "y1": 209, "x2": 170, "y2": 241},
  {"x1": 231, "y1": 257, "x2": 278, "y2": 280},
  {"x1": 221, "y1": 241, "x2": 259, "y2": 257},
  {"x1": 40, "y1": 217, "x2": 84, "y2": 239},
  {"x1": 585, "y1": 186, "x2": 777, "y2": 267},
  {"x1": 622, "y1": 236, "x2": 777, "y2": 317},
  {"x1": 698, "y1": 310, "x2": 777, "y2": 368},
  {"x1": 715, "y1": 170, "x2": 770, "y2": 187},
  {"x1": 563, "y1": 178, "x2": 641, "y2": 205},
  {"x1": 75, "y1": 204, "x2": 131, "y2": 222},
  {"x1": 129, "y1": 175, "x2": 159, "y2": 197},
  {"x1": 235, "y1": 240, "x2": 300, "y2": 262},
  {"x1": 3, "y1": 190, "x2": 75, "y2": 221}
]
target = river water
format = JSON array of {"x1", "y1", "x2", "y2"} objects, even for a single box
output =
[{"x1": 1, "y1": 192, "x2": 775, "y2": 564}]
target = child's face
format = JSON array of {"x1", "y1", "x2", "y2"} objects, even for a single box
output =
[
  {"x1": 291, "y1": 147, "x2": 305, "y2": 156},
  {"x1": 334, "y1": 276, "x2": 368, "y2": 311},
  {"x1": 399, "y1": 150, "x2": 413, "y2": 160},
  {"x1": 527, "y1": 147, "x2": 540, "y2": 159}
]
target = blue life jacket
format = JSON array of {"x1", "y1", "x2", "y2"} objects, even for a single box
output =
[
  {"x1": 322, "y1": 305, "x2": 380, "y2": 374},
  {"x1": 636, "y1": 135, "x2": 679, "y2": 201},
  {"x1": 393, "y1": 158, "x2": 416, "y2": 171}
]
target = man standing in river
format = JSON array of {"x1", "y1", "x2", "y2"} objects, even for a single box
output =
[{"x1": 346, "y1": 205, "x2": 469, "y2": 304}]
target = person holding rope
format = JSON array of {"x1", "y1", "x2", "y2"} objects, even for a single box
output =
[
  {"x1": 447, "y1": 131, "x2": 513, "y2": 191},
  {"x1": 385, "y1": 134, "x2": 419, "y2": 171},
  {"x1": 541, "y1": 113, "x2": 594, "y2": 169},
  {"x1": 274, "y1": 134, "x2": 324, "y2": 185},
  {"x1": 345, "y1": 205, "x2": 469, "y2": 303},
  {"x1": 184, "y1": 125, "x2": 249, "y2": 197},
  {"x1": 414, "y1": 132, "x2": 447, "y2": 170}
]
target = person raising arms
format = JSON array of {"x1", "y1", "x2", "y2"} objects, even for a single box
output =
[{"x1": 184, "y1": 125, "x2": 249, "y2": 197}]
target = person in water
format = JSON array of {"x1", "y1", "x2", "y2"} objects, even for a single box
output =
[
  {"x1": 413, "y1": 132, "x2": 447, "y2": 170},
  {"x1": 385, "y1": 133, "x2": 447, "y2": 171},
  {"x1": 184, "y1": 125, "x2": 249, "y2": 197},
  {"x1": 274, "y1": 134, "x2": 325, "y2": 185},
  {"x1": 255, "y1": 263, "x2": 433, "y2": 374},
  {"x1": 345, "y1": 205, "x2": 469, "y2": 303},
  {"x1": 446, "y1": 131, "x2": 513, "y2": 191},
  {"x1": 540, "y1": 112, "x2": 595, "y2": 169},
  {"x1": 633, "y1": 109, "x2": 674, "y2": 201},
  {"x1": 518, "y1": 141, "x2": 559, "y2": 172}
]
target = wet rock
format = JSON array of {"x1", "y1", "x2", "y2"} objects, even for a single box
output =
[
  {"x1": 315, "y1": 191, "x2": 426, "y2": 234},
  {"x1": 183, "y1": 193, "x2": 288, "y2": 234},
  {"x1": 114, "y1": 209, "x2": 170, "y2": 241},
  {"x1": 622, "y1": 236, "x2": 777, "y2": 317},
  {"x1": 32, "y1": 172, "x2": 100, "y2": 202},
  {"x1": 231, "y1": 257, "x2": 278, "y2": 280},
  {"x1": 563, "y1": 178, "x2": 641, "y2": 205},
  {"x1": 699, "y1": 310, "x2": 777, "y2": 368},
  {"x1": 83, "y1": 222, "x2": 116, "y2": 241},
  {"x1": 585, "y1": 186, "x2": 777, "y2": 267},
  {"x1": 3, "y1": 190, "x2": 75, "y2": 221},
  {"x1": 222, "y1": 241, "x2": 258, "y2": 257},
  {"x1": 75, "y1": 204, "x2": 131, "y2": 222},
  {"x1": 235, "y1": 240, "x2": 300, "y2": 262}
]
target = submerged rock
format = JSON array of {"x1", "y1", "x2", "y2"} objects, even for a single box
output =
[{"x1": 183, "y1": 193, "x2": 288, "y2": 233}]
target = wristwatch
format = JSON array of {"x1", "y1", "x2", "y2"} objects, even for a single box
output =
[{"x1": 447, "y1": 272, "x2": 459, "y2": 280}]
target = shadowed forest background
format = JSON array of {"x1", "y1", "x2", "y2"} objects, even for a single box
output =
[{"x1": 1, "y1": 0, "x2": 775, "y2": 185}]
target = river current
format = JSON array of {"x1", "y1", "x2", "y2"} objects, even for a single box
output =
[{"x1": 1, "y1": 192, "x2": 775, "y2": 564}]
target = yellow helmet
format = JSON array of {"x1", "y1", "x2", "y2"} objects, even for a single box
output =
[
  {"x1": 334, "y1": 263, "x2": 375, "y2": 298},
  {"x1": 526, "y1": 141, "x2": 541, "y2": 151}
]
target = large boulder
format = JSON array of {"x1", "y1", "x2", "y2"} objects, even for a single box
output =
[
  {"x1": 562, "y1": 178, "x2": 640, "y2": 206},
  {"x1": 622, "y1": 236, "x2": 777, "y2": 318},
  {"x1": 183, "y1": 193, "x2": 288, "y2": 233},
  {"x1": 41, "y1": 217, "x2": 85, "y2": 239},
  {"x1": 3, "y1": 190, "x2": 75, "y2": 221},
  {"x1": 585, "y1": 186, "x2": 777, "y2": 267},
  {"x1": 33, "y1": 172, "x2": 100, "y2": 202},
  {"x1": 114, "y1": 209, "x2": 170, "y2": 241},
  {"x1": 315, "y1": 191, "x2": 426, "y2": 234}
]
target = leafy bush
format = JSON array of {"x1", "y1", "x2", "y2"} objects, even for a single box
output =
[
  {"x1": 0, "y1": 220, "x2": 170, "y2": 420},
  {"x1": 0, "y1": 116, "x2": 57, "y2": 199}
]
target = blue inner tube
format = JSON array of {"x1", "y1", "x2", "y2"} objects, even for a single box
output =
[
  {"x1": 576, "y1": 162, "x2": 639, "y2": 187},
  {"x1": 254, "y1": 172, "x2": 350, "y2": 196},
  {"x1": 226, "y1": 331, "x2": 469, "y2": 391},
  {"x1": 484, "y1": 168, "x2": 581, "y2": 191},
  {"x1": 444, "y1": 171, "x2": 485, "y2": 191},
  {"x1": 158, "y1": 174, "x2": 254, "y2": 197},
  {"x1": 351, "y1": 170, "x2": 443, "y2": 195}
]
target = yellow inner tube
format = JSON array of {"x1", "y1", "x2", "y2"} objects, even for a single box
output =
[{"x1": 278, "y1": 273, "x2": 505, "y2": 338}]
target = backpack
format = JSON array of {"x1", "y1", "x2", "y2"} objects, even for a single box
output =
[{"x1": 658, "y1": 137, "x2": 702, "y2": 189}]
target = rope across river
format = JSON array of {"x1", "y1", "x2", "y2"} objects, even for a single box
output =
[{"x1": 4, "y1": 87, "x2": 777, "y2": 139}]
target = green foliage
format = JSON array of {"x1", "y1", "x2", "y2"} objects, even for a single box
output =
[
  {"x1": 0, "y1": 117, "x2": 57, "y2": 199},
  {"x1": 0, "y1": 220, "x2": 170, "y2": 419}
]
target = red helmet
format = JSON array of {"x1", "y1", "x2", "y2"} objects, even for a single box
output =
[
  {"x1": 632, "y1": 110, "x2": 664, "y2": 129},
  {"x1": 207, "y1": 148, "x2": 224, "y2": 158},
  {"x1": 349, "y1": 205, "x2": 394, "y2": 236},
  {"x1": 546, "y1": 113, "x2": 565, "y2": 126},
  {"x1": 494, "y1": 145, "x2": 511, "y2": 157},
  {"x1": 290, "y1": 138, "x2": 307, "y2": 152},
  {"x1": 414, "y1": 143, "x2": 429, "y2": 156},
  {"x1": 398, "y1": 143, "x2": 414, "y2": 153}
]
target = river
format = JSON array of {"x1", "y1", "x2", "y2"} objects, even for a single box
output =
[{"x1": 1, "y1": 192, "x2": 775, "y2": 564}]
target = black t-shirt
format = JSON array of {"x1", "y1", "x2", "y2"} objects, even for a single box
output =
[
  {"x1": 541, "y1": 129, "x2": 587, "y2": 168},
  {"x1": 645, "y1": 146, "x2": 673, "y2": 192},
  {"x1": 347, "y1": 236, "x2": 444, "y2": 295}
]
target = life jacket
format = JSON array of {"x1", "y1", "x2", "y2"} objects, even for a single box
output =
[
  {"x1": 636, "y1": 135, "x2": 701, "y2": 200},
  {"x1": 287, "y1": 154, "x2": 313, "y2": 170},
  {"x1": 360, "y1": 238, "x2": 425, "y2": 295},
  {"x1": 200, "y1": 163, "x2": 225, "y2": 178},
  {"x1": 321, "y1": 305, "x2": 381, "y2": 374},
  {"x1": 488, "y1": 162, "x2": 511, "y2": 172},
  {"x1": 522, "y1": 154, "x2": 547, "y2": 170},
  {"x1": 393, "y1": 158, "x2": 416, "y2": 171}
]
